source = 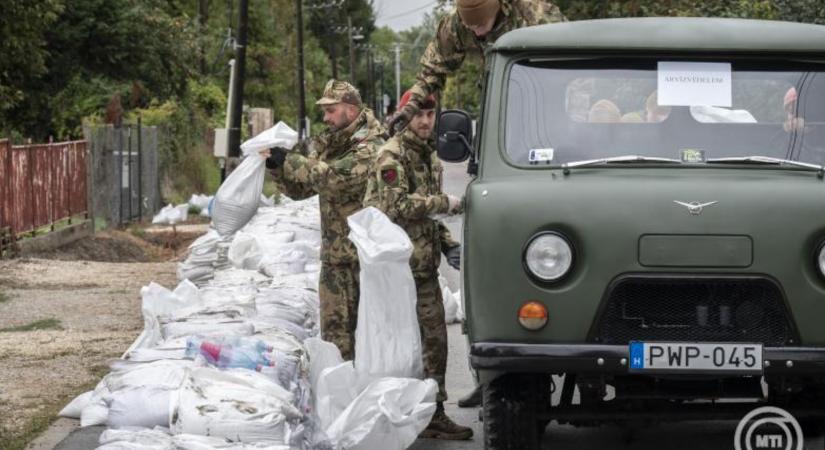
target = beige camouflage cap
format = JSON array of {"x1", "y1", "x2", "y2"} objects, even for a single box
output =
[{"x1": 316, "y1": 79, "x2": 362, "y2": 106}]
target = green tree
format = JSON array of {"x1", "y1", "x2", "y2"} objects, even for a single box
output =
[{"x1": 0, "y1": 0, "x2": 63, "y2": 131}]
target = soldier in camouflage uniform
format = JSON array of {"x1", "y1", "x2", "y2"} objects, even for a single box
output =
[
  {"x1": 388, "y1": 0, "x2": 566, "y2": 133},
  {"x1": 363, "y1": 90, "x2": 471, "y2": 440},
  {"x1": 266, "y1": 79, "x2": 385, "y2": 361}
]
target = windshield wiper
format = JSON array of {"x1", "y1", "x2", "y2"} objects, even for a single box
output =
[
  {"x1": 562, "y1": 155, "x2": 682, "y2": 174},
  {"x1": 706, "y1": 156, "x2": 825, "y2": 176}
]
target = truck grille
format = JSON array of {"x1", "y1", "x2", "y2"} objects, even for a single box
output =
[{"x1": 591, "y1": 276, "x2": 796, "y2": 345}]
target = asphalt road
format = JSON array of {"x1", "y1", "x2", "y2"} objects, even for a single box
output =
[{"x1": 50, "y1": 161, "x2": 825, "y2": 449}]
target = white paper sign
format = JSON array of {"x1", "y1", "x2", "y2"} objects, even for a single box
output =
[
  {"x1": 529, "y1": 148, "x2": 554, "y2": 163},
  {"x1": 657, "y1": 62, "x2": 732, "y2": 107}
]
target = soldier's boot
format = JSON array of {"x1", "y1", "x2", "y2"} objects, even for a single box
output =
[
  {"x1": 419, "y1": 403, "x2": 474, "y2": 440},
  {"x1": 457, "y1": 385, "x2": 482, "y2": 408}
]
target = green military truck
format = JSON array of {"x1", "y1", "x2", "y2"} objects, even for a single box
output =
[{"x1": 437, "y1": 17, "x2": 825, "y2": 449}]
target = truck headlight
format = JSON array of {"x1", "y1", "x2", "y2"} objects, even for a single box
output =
[
  {"x1": 818, "y1": 244, "x2": 825, "y2": 276},
  {"x1": 524, "y1": 232, "x2": 573, "y2": 282}
]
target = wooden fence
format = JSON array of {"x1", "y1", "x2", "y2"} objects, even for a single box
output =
[{"x1": 0, "y1": 139, "x2": 88, "y2": 238}]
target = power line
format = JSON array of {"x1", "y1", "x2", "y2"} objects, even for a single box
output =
[{"x1": 379, "y1": 1, "x2": 437, "y2": 21}]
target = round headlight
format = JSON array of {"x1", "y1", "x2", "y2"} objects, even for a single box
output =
[
  {"x1": 818, "y1": 244, "x2": 825, "y2": 276},
  {"x1": 524, "y1": 233, "x2": 573, "y2": 282}
]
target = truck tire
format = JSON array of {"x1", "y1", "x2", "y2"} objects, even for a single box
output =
[{"x1": 483, "y1": 374, "x2": 543, "y2": 450}]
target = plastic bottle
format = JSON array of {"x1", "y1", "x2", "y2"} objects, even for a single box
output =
[
  {"x1": 217, "y1": 343, "x2": 274, "y2": 370},
  {"x1": 185, "y1": 336, "x2": 274, "y2": 370}
]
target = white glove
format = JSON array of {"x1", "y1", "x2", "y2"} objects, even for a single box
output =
[{"x1": 447, "y1": 195, "x2": 463, "y2": 214}]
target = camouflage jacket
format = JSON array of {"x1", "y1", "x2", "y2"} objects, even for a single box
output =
[
  {"x1": 274, "y1": 108, "x2": 385, "y2": 265},
  {"x1": 409, "y1": 0, "x2": 566, "y2": 104},
  {"x1": 363, "y1": 129, "x2": 459, "y2": 278}
]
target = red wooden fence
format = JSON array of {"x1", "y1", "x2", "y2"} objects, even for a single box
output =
[{"x1": 0, "y1": 139, "x2": 88, "y2": 237}]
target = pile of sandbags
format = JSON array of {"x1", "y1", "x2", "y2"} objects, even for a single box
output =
[
  {"x1": 188, "y1": 194, "x2": 214, "y2": 218},
  {"x1": 177, "y1": 231, "x2": 234, "y2": 286},
  {"x1": 153, "y1": 204, "x2": 190, "y2": 225},
  {"x1": 61, "y1": 123, "x2": 441, "y2": 450}
]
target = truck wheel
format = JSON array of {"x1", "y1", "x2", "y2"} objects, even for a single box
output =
[{"x1": 483, "y1": 374, "x2": 543, "y2": 450}]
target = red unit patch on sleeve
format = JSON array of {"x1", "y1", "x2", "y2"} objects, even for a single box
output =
[{"x1": 382, "y1": 168, "x2": 398, "y2": 185}]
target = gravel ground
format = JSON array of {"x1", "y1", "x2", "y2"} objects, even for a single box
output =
[{"x1": 0, "y1": 257, "x2": 177, "y2": 445}]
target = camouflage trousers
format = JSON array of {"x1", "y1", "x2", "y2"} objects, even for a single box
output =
[
  {"x1": 319, "y1": 262, "x2": 360, "y2": 361},
  {"x1": 415, "y1": 274, "x2": 449, "y2": 402}
]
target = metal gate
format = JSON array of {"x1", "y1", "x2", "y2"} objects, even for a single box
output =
[{"x1": 114, "y1": 119, "x2": 144, "y2": 226}]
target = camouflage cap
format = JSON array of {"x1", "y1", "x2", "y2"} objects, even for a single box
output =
[{"x1": 316, "y1": 79, "x2": 362, "y2": 106}]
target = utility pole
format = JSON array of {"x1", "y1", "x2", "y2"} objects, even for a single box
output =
[
  {"x1": 199, "y1": 0, "x2": 208, "y2": 76},
  {"x1": 296, "y1": 0, "x2": 307, "y2": 139},
  {"x1": 366, "y1": 47, "x2": 374, "y2": 110},
  {"x1": 331, "y1": 44, "x2": 339, "y2": 79},
  {"x1": 394, "y1": 43, "x2": 401, "y2": 103},
  {"x1": 227, "y1": 0, "x2": 248, "y2": 162},
  {"x1": 347, "y1": 16, "x2": 356, "y2": 82}
]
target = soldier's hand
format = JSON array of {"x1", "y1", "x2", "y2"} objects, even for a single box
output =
[
  {"x1": 447, "y1": 194, "x2": 464, "y2": 214},
  {"x1": 388, "y1": 101, "x2": 420, "y2": 136},
  {"x1": 444, "y1": 245, "x2": 461, "y2": 270},
  {"x1": 265, "y1": 147, "x2": 288, "y2": 169}
]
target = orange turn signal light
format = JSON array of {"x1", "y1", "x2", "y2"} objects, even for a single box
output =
[{"x1": 518, "y1": 301, "x2": 548, "y2": 330}]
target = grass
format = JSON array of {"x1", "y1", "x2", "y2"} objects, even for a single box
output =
[
  {"x1": 0, "y1": 365, "x2": 107, "y2": 450},
  {"x1": 0, "y1": 291, "x2": 9, "y2": 303},
  {"x1": 16, "y1": 215, "x2": 90, "y2": 240},
  {"x1": 0, "y1": 318, "x2": 63, "y2": 333},
  {"x1": 127, "y1": 224, "x2": 146, "y2": 239},
  {"x1": 94, "y1": 217, "x2": 108, "y2": 232}
]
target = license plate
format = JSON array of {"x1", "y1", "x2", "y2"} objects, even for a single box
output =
[{"x1": 629, "y1": 342, "x2": 763, "y2": 374}]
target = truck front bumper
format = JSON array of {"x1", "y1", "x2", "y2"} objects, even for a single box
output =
[{"x1": 470, "y1": 342, "x2": 825, "y2": 375}]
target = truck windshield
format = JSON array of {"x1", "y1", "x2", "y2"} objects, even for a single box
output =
[{"x1": 505, "y1": 58, "x2": 825, "y2": 167}]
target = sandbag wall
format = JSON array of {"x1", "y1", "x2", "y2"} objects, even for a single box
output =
[{"x1": 62, "y1": 197, "x2": 323, "y2": 450}]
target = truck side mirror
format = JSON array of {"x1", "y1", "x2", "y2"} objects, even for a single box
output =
[{"x1": 436, "y1": 109, "x2": 473, "y2": 163}]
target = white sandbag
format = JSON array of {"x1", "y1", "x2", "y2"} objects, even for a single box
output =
[
  {"x1": 131, "y1": 282, "x2": 204, "y2": 351},
  {"x1": 255, "y1": 287, "x2": 319, "y2": 329},
  {"x1": 228, "y1": 232, "x2": 263, "y2": 270},
  {"x1": 212, "y1": 122, "x2": 298, "y2": 237},
  {"x1": 104, "y1": 360, "x2": 192, "y2": 392},
  {"x1": 125, "y1": 347, "x2": 187, "y2": 362},
  {"x1": 59, "y1": 390, "x2": 93, "y2": 419},
  {"x1": 161, "y1": 318, "x2": 254, "y2": 341},
  {"x1": 189, "y1": 194, "x2": 213, "y2": 211},
  {"x1": 439, "y1": 275, "x2": 463, "y2": 324},
  {"x1": 97, "y1": 428, "x2": 174, "y2": 450},
  {"x1": 347, "y1": 207, "x2": 423, "y2": 379},
  {"x1": 325, "y1": 377, "x2": 438, "y2": 450},
  {"x1": 269, "y1": 272, "x2": 320, "y2": 290},
  {"x1": 170, "y1": 367, "x2": 301, "y2": 444},
  {"x1": 173, "y1": 434, "x2": 294, "y2": 450},
  {"x1": 208, "y1": 268, "x2": 271, "y2": 288},
  {"x1": 199, "y1": 285, "x2": 258, "y2": 313},
  {"x1": 80, "y1": 394, "x2": 110, "y2": 427},
  {"x1": 106, "y1": 387, "x2": 171, "y2": 429},
  {"x1": 211, "y1": 154, "x2": 265, "y2": 237},
  {"x1": 153, "y1": 204, "x2": 189, "y2": 225},
  {"x1": 305, "y1": 338, "x2": 343, "y2": 393},
  {"x1": 690, "y1": 105, "x2": 758, "y2": 123},
  {"x1": 239, "y1": 121, "x2": 299, "y2": 154},
  {"x1": 260, "y1": 194, "x2": 276, "y2": 207},
  {"x1": 259, "y1": 243, "x2": 319, "y2": 278},
  {"x1": 314, "y1": 362, "x2": 364, "y2": 431}
]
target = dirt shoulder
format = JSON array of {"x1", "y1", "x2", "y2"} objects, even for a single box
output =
[{"x1": 0, "y1": 229, "x2": 187, "y2": 449}]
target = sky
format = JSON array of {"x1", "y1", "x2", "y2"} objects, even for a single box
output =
[{"x1": 373, "y1": 0, "x2": 438, "y2": 31}]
